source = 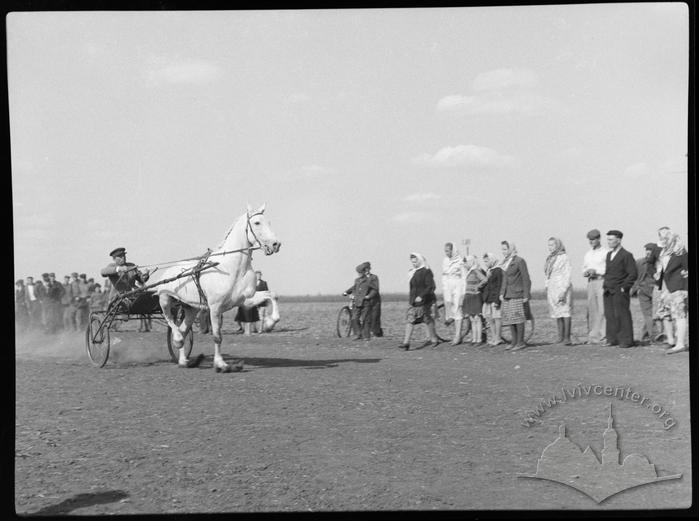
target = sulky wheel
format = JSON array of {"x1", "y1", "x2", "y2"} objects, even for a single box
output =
[
  {"x1": 166, "y1": 306, "x2": 194, "y2": 363},
  {"x1": 336, "y1": 306, "x2": 353, "y2": 338},
  {"x1": 86, "y1": 312, "x2": 110, "y2": 368}
]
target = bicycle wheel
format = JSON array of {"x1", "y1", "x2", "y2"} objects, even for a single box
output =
[
  {"x1": 86, "y1": 313, "x2": 110, "y2": 368},
  {"x1": 166, "y1": 306, "x2": 194, "y2": 363},
  {"x1": 336, "y1": 306, "x2": 353, "y2": 338}
]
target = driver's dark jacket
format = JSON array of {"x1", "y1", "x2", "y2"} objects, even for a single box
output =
[{"x1": 100, "y1": 262, "x2": 149, "y2": 299}]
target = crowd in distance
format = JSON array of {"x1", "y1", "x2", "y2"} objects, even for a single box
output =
[{"x1": 342, "y1": 226, "x2": 689, "y2": 355}]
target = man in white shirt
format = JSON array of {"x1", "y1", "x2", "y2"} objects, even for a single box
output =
[
  {"x1": 24, "y1": 276, "x2": 40, "y2": 329},
  {"x1": 442, "y1": 242, "x2": 466, "y2": 345},
  {"x1": 582, "y1": 229, "x2": 607, "y2": 344}
]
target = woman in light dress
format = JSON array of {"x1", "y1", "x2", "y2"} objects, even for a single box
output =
[{"x1": 544, "y1": 237, "x2": 574, "y2": 345}]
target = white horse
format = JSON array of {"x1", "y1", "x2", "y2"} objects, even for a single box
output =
[{"x1": 151, "y1": 204, "x2": 281, "y2": 372}]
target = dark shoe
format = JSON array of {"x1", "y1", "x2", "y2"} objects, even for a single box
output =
[
  {"x1": 186, "y1": 353, "x2": 205, "y2": 368},
  {"x1": 511, "y1": 343, "x2": 527, "y2": 351},
  {"x1": 601, "y1": 341, "x2": 618, "y2": 347},
  {"x1": 353, "y1": 336, "x2": 363, "y2": 341},
  {"x1": 617, "y1": 344, "x2": 633, "y2": 349},
  {"x1": 398, "y1": 343, "x2": 410, "y2": 351}
]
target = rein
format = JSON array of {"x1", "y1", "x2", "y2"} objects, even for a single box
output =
[{"x1": 135, "y1": 212, "x2": 265, "y2": 270}]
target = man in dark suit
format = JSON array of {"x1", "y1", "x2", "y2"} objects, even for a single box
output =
[
  {"x1": 343, "y1": 261, "x2": 380, "y2": 341},
  {"x1": 46, "y1": 273, "x2": 65, "y2": 334},
  {"x1": 602, "y1": 230, "x2": 638, "y2": 348}
]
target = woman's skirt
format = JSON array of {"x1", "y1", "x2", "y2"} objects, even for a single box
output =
[
  {"x1": 501, "y1": 297, "x2": 526, "y2": 326},
  {"x1": 463, "y1": 293, "x2": 483, "y2": 316},
  {"x1": 235, "y1": 305, "x2": 259, "y2": 323},
  {"x1": 406, "y1": 304, "x2": 434, "y2": 325}
]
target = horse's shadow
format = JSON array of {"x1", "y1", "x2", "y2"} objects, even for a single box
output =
[
  {"x1": 221, "y1": 355, "x2": 381, "y2": 370},
  {"x1": 29, "y1": 490, "x2": 129, "y2": 515}
]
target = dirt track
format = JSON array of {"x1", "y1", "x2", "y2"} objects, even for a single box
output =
[{"x1": 14, "y1": 299, "x2": 691, "y2": 513}]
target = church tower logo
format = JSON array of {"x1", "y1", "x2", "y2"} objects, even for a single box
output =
[{"x1": 518, "y1": 403, "x2": 682, "y2": 503}]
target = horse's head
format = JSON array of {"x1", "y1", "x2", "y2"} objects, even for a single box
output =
[{"x1": 246, "y1": 203, "x2": 281, "y2": 256}]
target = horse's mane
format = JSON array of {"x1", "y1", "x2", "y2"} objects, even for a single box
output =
[{"x1": 216, "y1": 214, "x2": 245, "y2": 250}]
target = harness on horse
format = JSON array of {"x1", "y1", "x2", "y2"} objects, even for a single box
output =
[
  {"x1": 191, "y1": 249, "x2": 213, "y2": 308},
  {"x1": 180, "y1": 210, "x2": 266, "y2": 310}
]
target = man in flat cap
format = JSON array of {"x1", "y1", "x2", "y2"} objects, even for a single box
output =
[
  {"x1": 581, "y1": 229, "x2": 608, "y2": 344},
  {"x1": 343, "y1": 262, "x2": 380, "y2": 341},
  {"x1": 76, "y1": 273, "x2": 91, "y2": 330},
  {"x1": 100, "y1": 247, "x2": 150, "y2": 301},
  {"x1": 630, "y1": 242, "x2": 662, "y2": 344},
  {"x1": 24, "y1": 276, "x2": 40, "y2": 329},
  {"x1": 603, "y1": 230, "x2": 637, "y2": 348},
  {"x1": 61, "y1": 275, "x2": 76, "y2": 331},
  {"x1": 45, "y1": 272, "x2": 65, "y2": 333},
  {"x1": 35, "y1": 273, "x2": 49, "y2": 330}
]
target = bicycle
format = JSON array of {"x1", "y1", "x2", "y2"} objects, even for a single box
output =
[{"x1": 336, "y1": 295, "x2": 356, "y2": 337}]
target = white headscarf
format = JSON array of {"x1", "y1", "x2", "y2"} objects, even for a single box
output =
[
  {"x1": 483, "y1": 252, "x2": 499, "y2": 271},
  {"x1": 464, "y1": 254, "x2": 481, "y2": 276},
  {"x1": 409, "y1": 252, "x2": 429, "y2": 281},
  {"x1": 499, "y1": 242, "x2": 517, "y2": 271}
]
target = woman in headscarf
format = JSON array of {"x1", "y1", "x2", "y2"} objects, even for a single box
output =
[
  {"x1": 660, "y1": 234, "x2": 689, "y2": 354},
  {"x1": 655, "y1": 227, "x2": 677, "y2": 346},
  {"x1": 482, "y1": 252, "x2": 504, "y2": 346},
  {"x1": 398, "y1": 253, "x2": 440, "y2": 350},
  {"x1": 499, "y1": 241, "x2": 532, "y2": 351},
  {"x1": 462, "y1": 254, "x2": 488, "y2": 346},
  {"x1": 544, "y1": 237, "x2": 574, "y2": 345}
]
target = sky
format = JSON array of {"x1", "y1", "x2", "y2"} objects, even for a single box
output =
[{"x1": 10, "y1": 4, "x2": 690, "y2": 295}]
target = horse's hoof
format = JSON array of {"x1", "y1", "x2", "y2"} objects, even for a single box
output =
[{"x1": 186, "y1": 354, "x2": 205, "y2": 368}]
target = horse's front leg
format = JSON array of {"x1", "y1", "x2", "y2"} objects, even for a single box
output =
[{"x1": 211, "y1": 303, "x2": 244, "y2": 373}]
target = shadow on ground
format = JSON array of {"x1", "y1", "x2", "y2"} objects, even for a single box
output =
[
  {"x1": 30, "y1": 490, "x2": 129, "y2": 515},
  {"x1": 224, "y1": 355, "x2": 382, "y2": 369}
]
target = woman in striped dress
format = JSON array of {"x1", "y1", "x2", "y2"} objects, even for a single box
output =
[{"x1": 499, "y1": 241, "x2": 532, "y2": 351}]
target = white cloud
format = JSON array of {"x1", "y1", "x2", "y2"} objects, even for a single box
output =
[
  {"x1": 402, "y1": 192, "x2": 441, "y2": 203},
  {"x1": 437, "y1": 92, "x2": 564, "y2": 116},
  {"x1": 391, "y1": 211, "x2": 433, "y2": 224},
  {"x1": 412, "y1": 145, "x2": 516, "y2": 169},
  {"x1": 472, "y1": 68, "x2": 539, "y2": 91},
  {"x1": 659, "y1": 155, "x2": 687, "y2": 174},
  {"x1": 146, "y1": 59, "x2": 221, "y2": 86},
  {"x1": 623, "y1": 162, "x2": 650, "y2": 178}
]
